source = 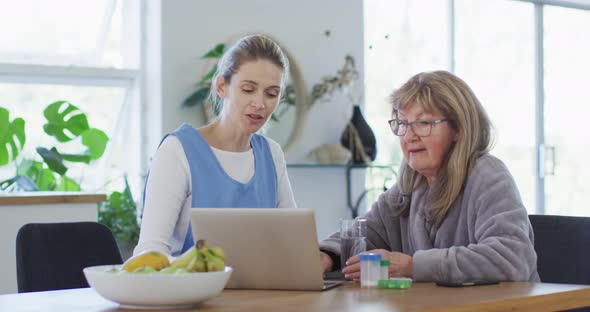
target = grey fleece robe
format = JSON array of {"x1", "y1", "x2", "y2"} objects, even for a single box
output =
[{"x1": 320, "y1": 154, "x2": 540, "y2": 282}]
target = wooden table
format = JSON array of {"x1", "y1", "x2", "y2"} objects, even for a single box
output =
[{"x1": 1, "y1": 282, "x2": 589, "y2": 311}]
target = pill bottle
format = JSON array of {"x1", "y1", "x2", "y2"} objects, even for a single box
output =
[
  {"x1": 380, "y1": 260, "x2": 390, "y2": 281},
  {"x1": 360, "y1": 253, "x2": 381, "y2": 288}
]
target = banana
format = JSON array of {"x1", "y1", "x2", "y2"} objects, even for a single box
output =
[
  {"x1": 186, "y1": 251, "x2": 207, "y2": 272},
  {"x1": 174, "y1": 267, "x2": 190, "y2": 274},
  {"x1": 206, "y1": 254, "x2": 225, "y2": 272},
  {"x1": 132, "y1": 266, "x2": 157, "y2": 274},
  {"x1": 209, "y1": 246, "x2": 226, "y2": 261},
  {"x1": 196, "y1": 239, "x2": 225, "y2": 272},
  {"x1": 158, "y1": 266, "x2": 178, "y2": 274},
  {"x1": 169, "y1": 246, "x2": 197, "y2": 269},
  {"x1": 121, "y1": 242, "x2": 226, "y2": 274},
  {"x1": 122, "y1": 251, "x2": 170, "y2": 272}
]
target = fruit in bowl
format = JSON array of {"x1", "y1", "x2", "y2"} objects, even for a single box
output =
[
  {"x1": 121, "y1": 239, "x2": 226, "y2": 273},
  {"x1": 83, "y1": 240, "x2": 232, "y2": 308}
]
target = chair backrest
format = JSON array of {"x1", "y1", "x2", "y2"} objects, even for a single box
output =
[
  {"x1": 529, "y1": 214, "x2": 590, "y2": 285},
  {"x1": 16, "y1": 222, "x2": 123, "y2": 293}
]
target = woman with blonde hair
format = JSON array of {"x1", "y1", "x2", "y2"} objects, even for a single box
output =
[
  {"x1": 135, "y1": 34, "x2": 297, "y2": 257},
  {"x1": 319, "y1": 70, "x2": 539, "y2": 282}
]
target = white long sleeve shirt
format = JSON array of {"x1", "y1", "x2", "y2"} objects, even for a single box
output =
[{"x1": 134, "y1": 135, "x2": 297, "y2": 256}]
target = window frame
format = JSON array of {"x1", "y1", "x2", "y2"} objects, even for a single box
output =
[
  {"x1": 448, "y1": 0, "x2": 590, "y2": 214},
  {"x1": 364, "y1": 0, "x2": 590, "y2": 215},
  {"x1": 0, "y1": 0, "x2": 145, "y2": 194}
]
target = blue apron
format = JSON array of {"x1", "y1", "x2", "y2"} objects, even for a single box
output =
[{"x1": 166, "y1": 124, "x2": 277, "y2": 252}]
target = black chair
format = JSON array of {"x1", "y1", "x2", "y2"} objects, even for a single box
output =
[
  {"x1": 16, "y1": 222, "x2": 123, "y2": 293},
  {"x1": 529, "y1": 214, "x2": 590, "y2": 285}
]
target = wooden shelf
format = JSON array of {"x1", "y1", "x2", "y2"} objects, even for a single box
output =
[{"x1": 0, "y1": 192, "x2": 107, "y2": 206}]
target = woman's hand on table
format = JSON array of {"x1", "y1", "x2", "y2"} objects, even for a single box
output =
[{"x1": 319, "y1": 251, "x2": 334, "y2": 273}]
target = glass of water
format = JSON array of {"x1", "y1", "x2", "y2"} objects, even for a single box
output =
[{"x1": 340, "y1": 218, "x2": 367, "y2": 270}]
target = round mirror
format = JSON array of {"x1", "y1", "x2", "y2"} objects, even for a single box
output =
[
  {"x1": 195, "y1": 35, "x2": 308, "y2": 156},
  {"x1": 262, "y1": 44, "x2": 307, "y2": 157}
]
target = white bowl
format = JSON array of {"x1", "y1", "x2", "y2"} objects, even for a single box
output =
[{"x1": 83, "y1": 264, "x2": 233, "y2": 309}]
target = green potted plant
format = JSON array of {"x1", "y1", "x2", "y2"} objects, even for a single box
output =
[
  {"x1": 98, "y1": 175, "x2": 140, "y2": 260},
  {"x1": 0, "y1": 102, "x2": 140, "y2": 259},
  {"x1": 0, "y1": 107, "x2": 26, "y2": 173},
  {"x1": 0, "y1": 101, "x2": 108, "y2": 191}
]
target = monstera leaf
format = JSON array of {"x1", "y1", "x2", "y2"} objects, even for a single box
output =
[
  {"x1": 16, "y1": 158, "x2": 79, "y2": 191},
  {"x1": 53, "y1": 128, "x2": 109, "y2": 163},
  {"x1": 56, "y1": 175, "x2": 80, "y2": 191},
  {"x1": 0, "y1": 107, "x2": 26, "y2": 166},
  {"x1": 43, "y1": 101, "x2": 90, "y2": 142},
  {"x1": 36, "y1": 147, "x2": 68, "y2": 176},
  {"x1": 61, "y1": 152, "x2": 92, "y2": 164},
  {"x1": 0, "y1": 159, "x2": 58, "y2": 191},
  {"x1": 81, "y1": 128, "x2": 109, "y2": 160},
  {"x1": 0, "y1": 175, "x2": 40, "y2": 192},
  {"x1": 17, "y1": 159, "x2": 56, "y2": 191},
  {"x1": 35, "y1": 128, "x2": 108, "y2": 167}
]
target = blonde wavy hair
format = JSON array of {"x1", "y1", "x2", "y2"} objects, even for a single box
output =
[{"x1": 390, "y1": 71, "x2": 493, "y2": 226}]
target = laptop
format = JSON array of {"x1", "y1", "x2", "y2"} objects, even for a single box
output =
[{"x1": 190, "y1": 208, "x2": 344, "y2": 291}]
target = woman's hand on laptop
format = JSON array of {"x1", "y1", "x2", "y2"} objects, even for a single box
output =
[
  {"x1": 342, "y1": 249, "x2": 413, "y2": 280},
  {"x1": 319, "y1": 251, "x2": 334, "y2": 273}
]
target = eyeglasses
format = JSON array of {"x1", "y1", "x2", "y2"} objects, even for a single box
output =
[{"x1": 388, "y1": 119, "x2": 448, "y2": 137}]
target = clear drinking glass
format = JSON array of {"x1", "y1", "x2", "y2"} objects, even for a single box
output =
[{"x1": 340, "y1": 218, "x2": 367, "y2": 270}]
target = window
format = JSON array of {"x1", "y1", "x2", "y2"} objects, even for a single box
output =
[
  {"x1": 364, "y1": 0, "x2": 590, "y2": 216},
  {"x1": 455, "y1": 0, "x2": 536, "y2": 211},
  {"x1": 543, "y1": 6, "x2": 590, "y2": 216},
  {"x1": 0, "y1": 0, "x2": 142, "y2": 194},
  {"x1": 362, "y1": 0, "x2": 450, "y2": 214}
]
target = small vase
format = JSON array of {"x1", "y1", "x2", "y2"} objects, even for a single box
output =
[{"x1": 340, "y1": 105, "x2": 377, "y2": 164}]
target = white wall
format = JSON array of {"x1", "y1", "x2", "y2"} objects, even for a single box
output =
[
  {"x1": 146, "y1": 0, "x2": 365, "y2": 239},
  {"x1": 158, "y1": 0, "x2": 364, "y2": 134},
  {"x1": 288, "y1": 167, "x2": 368, "y2": 240}
]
